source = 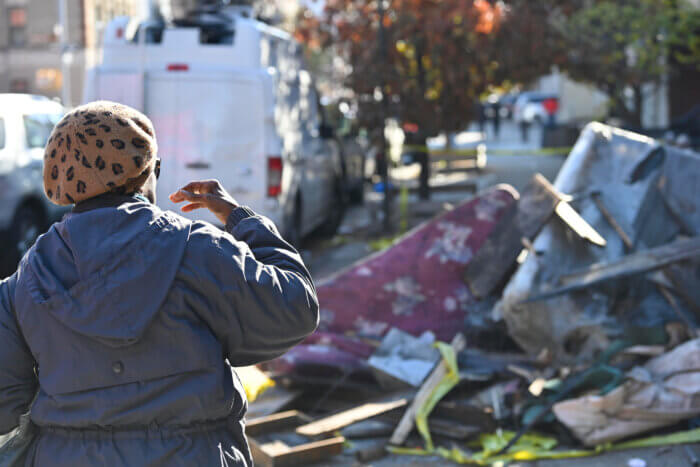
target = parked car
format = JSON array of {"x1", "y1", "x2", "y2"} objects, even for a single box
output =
[
  {"x1": 0, "y1": 94, "x2": 67, "y2": 274},
  {"x1": 513, "y1": 92, "x2": 559, "y2": 125},
  {"x1": 84, "y1": 4, "x2": 346, "y2": 245}
]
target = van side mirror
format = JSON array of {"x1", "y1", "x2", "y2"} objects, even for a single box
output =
[{"x1": 319, "y1": 124, "x2": 335, "y2": 139}]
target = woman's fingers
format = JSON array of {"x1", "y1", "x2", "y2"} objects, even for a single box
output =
[
  {"x1": 182, "y1": 180, "x2": 218, "y2": 194},
  {"x1": 181, "y1": 202, "x2": 204, "y2": 212},
  {"x1": 168, "y1": 179, "x2": 236, "y2": 225},
  {"x1": 169, "y1": 180, "x2": 219, "y2": 202},
  {"x1": 170, "y1": 189, "x2": 205, "y2": 203}
]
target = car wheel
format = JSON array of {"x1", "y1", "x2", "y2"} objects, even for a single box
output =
[
  {"x1": 8, "y1": 205, "x2": 45, "y2": 268},
  {"x1": 318, "y1": 180, "x2": 346, "y2": 237},
  {"x1": 285, "y1": 197, "x2": 303, "y2": 248},
  {"x1": 349, "y1": 181, "x2": 364, "y2": 205}
]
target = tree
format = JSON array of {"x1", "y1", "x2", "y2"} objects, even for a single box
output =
[
  {"x1": 558, "y1": 0, "x2": 700, "y2": 128},
  {"x1": 295, "y1": 0, "x2": 566, "y2": 199},
  {"x1": 296, "y1": 0, "x2": 580, "y2": 133}
]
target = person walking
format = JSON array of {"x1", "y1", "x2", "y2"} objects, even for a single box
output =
[
  {"x1": 491, "y1": 100, "x2": 502, "y2": 140},
  {"x1": 542, "y1": 97, "x2": 559, "y2": 127},
  {"x1": 0, "y1": 101, "x2": 319, "y2": 466}
]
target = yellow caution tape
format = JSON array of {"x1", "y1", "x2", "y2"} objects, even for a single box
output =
[
  {"x1": 402, "y1": 144, "x2": 572, "y2": 157},
  {"x1": 415, "y1": 341, "x2": 461, "y2": 451},
  {"x1": 388, "y1": 340, "x2": 700, "y2": 465},
  {"x1": 392, "y1": 427, "x2": 700, "y2": 465}
]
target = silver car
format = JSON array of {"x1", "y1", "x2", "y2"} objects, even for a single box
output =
[{"x1": 0, "y1": 94, "x2": 67, "y2": 274}]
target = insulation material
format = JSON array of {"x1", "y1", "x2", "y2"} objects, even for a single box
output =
[{"x1": 553, "y1": 338, "x2": 700, "y2": 446}]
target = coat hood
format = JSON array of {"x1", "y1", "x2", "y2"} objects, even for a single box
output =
[{"x1": 20, "y1": 196, "x2": 191, "y2": 348}]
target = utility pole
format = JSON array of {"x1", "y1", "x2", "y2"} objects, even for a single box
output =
[{"x1": 377, "y1": 0, "x2": 391, "y2": 232}]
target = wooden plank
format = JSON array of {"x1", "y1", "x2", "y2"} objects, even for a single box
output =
[
  {"x1": 249, "y1": 410, "x2": 345, "y2": 467},
  {"x1": 465, "y1": 173, "x2": 561, "y2": 298},
  {"x1": 272, "y1": 437, "x2": 345, "y2": 467},
  {"x1": 246, "y1": 410, "x2": 311, "y2": 438},
  {"x1": 554, "y1": 201, "x2": 607, "y2": 247},
  {"x1": 525, "y1": 236, "x2": 700, "y2": 302},
  {"x1": 296, "y1": 393, "x2": 411, "y2": 438},
  {"x1": 250, "y1": 438, "x2": 275, "y2": 467},
  {"x1": 389, "y1": 333, "x2": 467, "y2": 446},
  {"x1": 591, "y1": 191, "x2": 633, "y2": 249}
]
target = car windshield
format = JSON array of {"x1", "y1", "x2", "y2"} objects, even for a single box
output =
[{"x1": 24, "y1": 113, "x2": 62, "y2": 149}]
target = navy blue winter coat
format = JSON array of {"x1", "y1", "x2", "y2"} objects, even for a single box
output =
[{"x1": 0, "y1": 194, "x2": 319, "y2": 466}]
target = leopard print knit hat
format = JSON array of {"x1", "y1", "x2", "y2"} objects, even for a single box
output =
[{"x1": 43, "y1": 101, "x2": 158, "y2": 205}]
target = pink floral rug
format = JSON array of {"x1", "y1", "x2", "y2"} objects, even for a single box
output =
[{"x1": 263, "y1": 186, "x2": 517, "y2": 380}]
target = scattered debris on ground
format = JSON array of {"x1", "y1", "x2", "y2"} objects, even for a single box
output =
[{"x1": 244, "y1": 122, "x2": 700, "y2": 466}]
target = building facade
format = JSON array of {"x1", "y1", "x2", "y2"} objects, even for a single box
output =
[{"x1": 0, "y1": 0, "x2": 149, "y2": 107}]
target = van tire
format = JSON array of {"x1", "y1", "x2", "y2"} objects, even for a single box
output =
[
  {"x1": 318, "y1": 180, "x2": 345, "y2": 237},
  {"x1": 349, "y1": 182, "x2": 364, "y2": 205},
  {"x1": 285, "y1": 197, "x2": 303, "y2": 248}
]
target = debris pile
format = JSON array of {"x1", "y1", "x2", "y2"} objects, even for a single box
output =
[{"x1": 246, "y1": 123, "x2": 700, "y2": 466}]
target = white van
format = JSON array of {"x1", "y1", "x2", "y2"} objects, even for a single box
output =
[{"x1": 84, "y1": 6, "x2": 345, "y2": 243}]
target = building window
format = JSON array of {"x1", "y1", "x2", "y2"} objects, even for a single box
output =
[
  {"x1": 10, "y1": 79, "x2": 29, "y2": 93},
  {"x1": 9, "y1": 7, "x2": 27, "y2": 47},
  {"x1": 35, "y1": 68, "x2": 63, "y2": 92}
]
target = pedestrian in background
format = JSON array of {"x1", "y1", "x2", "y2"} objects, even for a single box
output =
[
  {"x1": 476, "y1": 100, "x2": 487, "y2": 136},
  {"x1": 0, "y1": 101, "x2": 319, "y2": 466},
  {"x1": 520, "y1": 119, "x2": 531, "y2": 142},
  {"x1": 543, "y1": 96, "x2": 559, "y2": 127},
  {"x1": 491, "y1": 100, "x2": 502, "y2": 140}
]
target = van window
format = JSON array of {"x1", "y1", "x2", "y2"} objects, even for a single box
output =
[
  {"x1": 0, "y1": 118, "x2": 5, "y2": 149},
  {"x1": 24, "y1": 113, "x2": 62, "y2": 148}
]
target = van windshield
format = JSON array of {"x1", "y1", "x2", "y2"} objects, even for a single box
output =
[{"x1": 24, "y1": 113, "x2": 62, "y2": 148}]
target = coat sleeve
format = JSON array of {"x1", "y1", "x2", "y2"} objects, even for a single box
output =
[
  {"x1": 0, "y1": 273, "x2": 37, "y2": 435},
  {"x1": 179, "y1": 207, "x2": 319, "y2": 367}
]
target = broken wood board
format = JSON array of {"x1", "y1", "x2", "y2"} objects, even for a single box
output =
[
  {"x1": 465, "y1": 174, "x2": 561, "y2": 298},
  {"x1": 296, "y1": 392, "x2": 412, "y2": 438},
  {"x1": 389, "y1": 333, "x2": 467, "y2": 446},
  {"x1": 591, "y1": 191, "x2": 633, "y2": 249},
  {"x1": 555, "y1": 199, "x2": 607, "y2": 247},
  {"x1": 248, "y1": 410, "x2": 344, "y2": 466},
  {"x1": 250, "y1": 436, "x2": 345, "y2": 467},
  {"x1": 247, "y1": 410, "x2": 312, "y2": 438},
  {"x1": 525, "y1": 236, "x2": 700, "y2": 302}
]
